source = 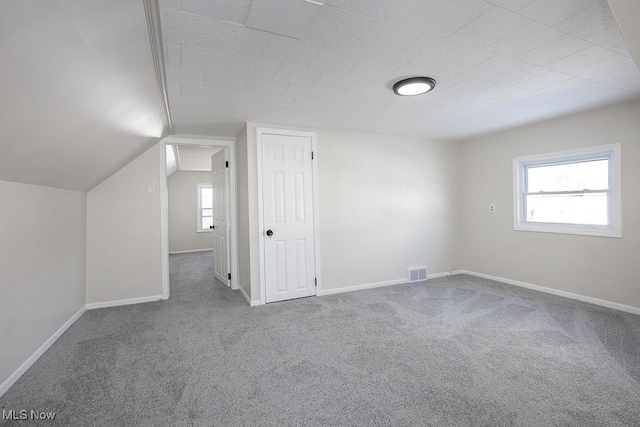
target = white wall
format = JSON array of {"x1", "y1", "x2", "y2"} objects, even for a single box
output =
[
  {"x1": 168, "y1": 171, "x2": 213, "y2": 253},
  {"x1": 81, "y1": 102, "x2": 640, "y2": 311},
  {"x1": 460, "y1": 99, "x2": 640, "y2": 309},
  {"x1": 235, "y1": 126, "x2": 253, "y2": 299},
  {"x1": 245, "y1": 125, "x2": 261, "y2": 300},
  {"x1": 86, "y1": 145, "x2": 163, "y2": 304},
  {"x1": 243, "y1": 123, "x2": 461, "y2": 299},
  {"x1": 317, "y1": 129, "x2": 461, "y2": 289},
  {"x1": 0, "y1": 180, "x2": 86, "y2": 388}
]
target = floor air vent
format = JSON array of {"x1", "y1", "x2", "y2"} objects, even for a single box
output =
[{"x1": 408, "y1": 267, "x2": 428, "y2": 282}]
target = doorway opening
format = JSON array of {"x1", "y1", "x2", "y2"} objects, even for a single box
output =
[{"x1": 160, "y1": 137, "x2": 239, "y2": 300}]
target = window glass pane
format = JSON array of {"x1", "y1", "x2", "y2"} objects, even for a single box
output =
[
  {"x1": 200, "y1": 187, "x2": 213, "y2": 208},
  {"x1": 201, "y1": 209, "x2": 213, "y2": 217},
  {"x1": 202, "y1": 217, "x2": 213, "y2": 230},
  {"x1": 526, "y1": 193, "x2": 608, "y2": 225},
  {"x1": 527, "y1": 159, "x2": 608, "y2": 193}
]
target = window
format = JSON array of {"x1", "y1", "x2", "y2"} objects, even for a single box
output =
[
  {"x1": 513, "y1": 144, "x2": 621, "y2": 238},
  {"x1": 197, "y1": 183, "x2": 213, "y2": 232}
]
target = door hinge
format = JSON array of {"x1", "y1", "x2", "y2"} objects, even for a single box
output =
[
  {"x1": 225, "y1": 161, "x2": 229, "y2": 168},
  {"x1": 315, "y1": 277, "x2": 317, "y2": 287},
  {"x1": 311, "y1": 151, "x2": 314, "y2": 160},
  {"x1": 228, "y1": 273, "x2": 231, "y2": 280}
]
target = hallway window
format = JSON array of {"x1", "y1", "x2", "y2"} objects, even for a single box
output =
[{"x1": 197, "y1": 183, "x2": 213, "y2": 232}]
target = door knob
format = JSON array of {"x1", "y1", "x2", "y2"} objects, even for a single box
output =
[
  {"x1": 266, "y1": 229, "x2": 273, "y2": 236},
  {"x1": 210, "y1": 225, "x2": 215, "y2": 230}
]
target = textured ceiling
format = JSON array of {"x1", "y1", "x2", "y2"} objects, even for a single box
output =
[{"x1": 161, "y1": 0, "x2": 640, "y2": 140}]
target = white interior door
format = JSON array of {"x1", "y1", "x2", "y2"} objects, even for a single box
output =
[
  {"x1": 262, "y1": 133, "x2": 316, "y2": 303},
  {"x1": 212, "y1": 149, "x2": 229, "y2": 287}
]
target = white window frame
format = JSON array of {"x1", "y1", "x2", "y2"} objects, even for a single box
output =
[
  {"x1": 196, "y1": 183, "x2": 213, "y2": 233},
  {"x1": 513, "y1": 144, "x2": 622, "y2": 238}
]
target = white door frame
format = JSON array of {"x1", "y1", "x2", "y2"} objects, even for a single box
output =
[
  {"x1": 256, "y1": 127, "x2": 322, "y2": 305},
  {"x1": 160, "y1": 136, "x2": 239, "y2": 299}
]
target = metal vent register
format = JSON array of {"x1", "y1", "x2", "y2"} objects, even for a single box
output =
[{"x1": 408, "y1": 267, "x2": 428, "y2": 282}]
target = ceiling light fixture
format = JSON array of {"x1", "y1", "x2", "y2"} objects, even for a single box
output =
[{"x1": 393, "y1": 76, "x2": 436, "y2": 96}]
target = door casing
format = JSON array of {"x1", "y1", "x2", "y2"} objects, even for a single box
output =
[
  {"x1": 160, "y1": 137, "x2": 239, "y2": 299},
  {"x1": 256, "y1": 127, "x2": 322, "y2": 305}
]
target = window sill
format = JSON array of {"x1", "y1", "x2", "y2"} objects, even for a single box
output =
[
  {"x1": 514, "y1": 223, "x2": 621, "y2": 238},
  {"x1": 196, "y1": 230, "x2": 213, "y2": 233}
]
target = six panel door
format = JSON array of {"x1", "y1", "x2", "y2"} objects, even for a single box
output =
[
  {"x1": 262, "y1": 133, "x2": 316, "y2": 303},
  {"x1": 211, "y1": 149, "x2": 229, "y2": 287}
]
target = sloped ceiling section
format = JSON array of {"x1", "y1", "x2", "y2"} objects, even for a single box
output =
[
  {"x1": 608, "y1": 0, "x2": 640, "y2": 68},
  {"x1": 172, "y1": 144, "x2": 221, "y2": 171},
  {"x1": 167, "y1": 144, "x2": 221, "y2": 176},
  {"x1": 162, "y1": 0, "x2": 640, "y2": 140},
  {"x1": 0, "y1": 0, "x2": 168, "y2": 191}
]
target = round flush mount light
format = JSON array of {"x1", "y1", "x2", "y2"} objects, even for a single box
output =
[{"x1": 393, "y1": 76, "x2": 436, "y2": 96}]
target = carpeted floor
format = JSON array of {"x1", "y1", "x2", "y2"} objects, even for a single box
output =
[{"x1": 1, "y1": 251, "x2": 640, "y2": 426}]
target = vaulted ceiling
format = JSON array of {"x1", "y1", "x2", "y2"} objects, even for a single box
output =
[
  {"x1": 0, "y1": 0, "x2": 167, "y2": 191},
  {"x1": 1, "y1": 1, "x2": 639, "y2": 192},
  {"x1": 166, "y1": 144, "x2": 221, "y2": 175},
  {"x1": 162, "y1": 0, "x2": 640, "y2": 140}
]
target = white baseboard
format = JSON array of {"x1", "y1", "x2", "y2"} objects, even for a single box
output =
[
  {"x1": 239, "y1": 286, "x2": 261, "y2": 306},
  {"x1": 317, "y1": 278, "x2": 406, "y2": 296},
  {"x1": 316, "y1": 272, "x2": 453, "y2": 297},
  {"x1": 86, "y1": 295, "x2": 163, "y2": 310},
  {"x1": 2, "y1": 294, "x2": 166, "y2": 397},
  {"x1": 0, "y1": 305, "x2": 86, "y2": 398},
  {"x1": 454, "y1": 270, "x2": 640, "y2": 316},
  {"x1": 428, "y1": 272, "x2": 453, "y2": 280},
  {"x1": 169, "y1": 248, "x2": 213, "y2": 254}
]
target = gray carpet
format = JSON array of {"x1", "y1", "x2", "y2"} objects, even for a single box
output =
[{"x1": 1, "y1": 252, "x2": 640, "y2": 426}]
